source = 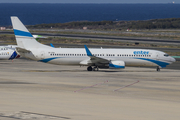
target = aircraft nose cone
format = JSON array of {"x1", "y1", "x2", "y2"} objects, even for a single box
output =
[{"x1": 171, "y1": 57, "x2": 176, "y2": 62}]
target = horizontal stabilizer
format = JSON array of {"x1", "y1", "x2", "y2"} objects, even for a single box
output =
[{"x1": 16, "y1": 47, "x2": 31, "y2": 53}]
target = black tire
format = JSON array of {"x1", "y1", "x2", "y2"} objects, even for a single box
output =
[
  {"x1": 87, "y1": 66, "x2": 92, "y2": 71},
  {"x1": 157, "y1": 67, "x2": 160, "y2": 71}
]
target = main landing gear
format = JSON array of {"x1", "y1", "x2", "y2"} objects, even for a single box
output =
[
  {"x1": 87, "y1": 66, "x2": 99, "y2": 71},
  {"x1": 87, "y1": 66, "x2": 92, "y2": 71},
  {"x1": 157, "y1": 66, "x2": 160, "y2": 71}
]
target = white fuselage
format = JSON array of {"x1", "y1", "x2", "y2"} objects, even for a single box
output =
[{"x1": 21, "y1": 47, "x2": 175, "y2": 68}]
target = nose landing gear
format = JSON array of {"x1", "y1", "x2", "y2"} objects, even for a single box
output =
[{"x1": 157, "y1": 66, "x2": 160, "y2": 71}]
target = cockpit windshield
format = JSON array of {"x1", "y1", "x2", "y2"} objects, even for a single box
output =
[{"x1": 164, "y1": 54, "x2": 169, "y2": 57}]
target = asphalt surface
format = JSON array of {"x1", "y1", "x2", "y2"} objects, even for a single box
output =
[
  {"x1": 0, "y1": 59, "x2": 180, "y2": 120},
  {"x1": 1, "y1": 31, "x2": 180, "y2": 45}
]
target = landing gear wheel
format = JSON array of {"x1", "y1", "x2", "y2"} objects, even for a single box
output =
[
  {"x1": 157, "y1": 67, "x2": 160, "y2": 71},
  {"x1": 87, "y1": 66, "x2": 92, "y2": 71}
]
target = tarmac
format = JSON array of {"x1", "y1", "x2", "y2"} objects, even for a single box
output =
[{"x1": 0, "y1": 59, "x2": 180, "y2": 120}]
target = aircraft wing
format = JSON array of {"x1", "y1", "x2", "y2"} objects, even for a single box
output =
[
  {"x1": 84, "y1": 45, "x2": 109, "y2": 64},
  {"x1": 84, "y1": 45, "x2": 125, "y2": 69}
]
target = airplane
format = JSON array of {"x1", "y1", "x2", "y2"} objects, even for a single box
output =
[
  {"x1": 0, "y1": 45, "x2": 20, "y2": 60},
  {"x1": 11, "y1": 16, "x2": 176, "y2": 71},
  {"x1": 0, "y1": 34, "x2": 52, "y2": 60}
]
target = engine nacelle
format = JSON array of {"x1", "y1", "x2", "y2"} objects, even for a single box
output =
[{"x1": 109, "y1": 61, "x2": 125, "y2": 69}]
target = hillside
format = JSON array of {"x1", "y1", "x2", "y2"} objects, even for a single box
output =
[{"x1": 27, "y1": 18, "x2": 180, "y2": 30}]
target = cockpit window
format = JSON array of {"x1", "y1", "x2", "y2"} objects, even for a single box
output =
[{"x1": 164, "y1": 54, "x2": 169, "y2": 57}]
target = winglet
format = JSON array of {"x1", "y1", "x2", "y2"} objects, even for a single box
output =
[
  {"x1": 50, "y1": 43, "x2": 55, "y2": 48},
  {"x1": 84, "y1": 45, "x2": 93, "y2": 56}
]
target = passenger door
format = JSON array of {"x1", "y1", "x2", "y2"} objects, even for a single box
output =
[{"x1": 156, "y1": 52, "x2": 160, "y2": 60}]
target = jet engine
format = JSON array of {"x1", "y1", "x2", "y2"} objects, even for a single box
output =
[{"x1": 109, "y1": 61, "x2": 125, "y2": 69}]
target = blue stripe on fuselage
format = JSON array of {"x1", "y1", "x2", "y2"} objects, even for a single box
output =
[
  {"x1": 39, "y1": 57, "x2": 170, "y2": 68},
  {"x1": 136, "y1": 58, "x2": 170, "y2": 68},
  {"x1": 39, "y1": 57, "x2": 60, "y2": 63},
  {"x1": 14, "y1": 29, "x2": 33, "y2": 37}
]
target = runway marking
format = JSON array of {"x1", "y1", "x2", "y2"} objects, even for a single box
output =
[
  {"x1": 0, "y1": 111, "x2": 70, "y2": 119},
  {"x1": 74, "y1": 80, "x2": 108, "y2": 92},
  {"x1": 114, "y1": 80, "x2": 139, "y2": 91}
]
